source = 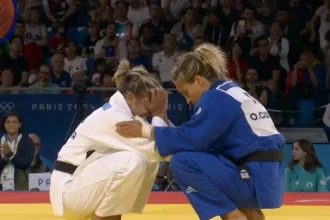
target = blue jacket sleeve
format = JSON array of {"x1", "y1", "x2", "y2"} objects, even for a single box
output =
[
  {"x1": 154, "y1": 90, "x2": 240, "y2": 156},
  {"x1": 11, "y1": 135, "x2": 35, "y2": 170}
]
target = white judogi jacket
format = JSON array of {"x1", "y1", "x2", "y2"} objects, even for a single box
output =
[{"x1": 50, "y1": 91, "x2": 170, "y2": 216}]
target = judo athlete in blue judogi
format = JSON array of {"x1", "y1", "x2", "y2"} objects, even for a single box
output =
[{"x1": 115, "y1": 44, "x2": 285, "y2": 220}]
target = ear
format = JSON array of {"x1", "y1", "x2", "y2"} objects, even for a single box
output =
[
  {"x1": 125, "y1": 92, "x2": 135, "y2": 106},
  {"x1": 194, "y1": 75, "x2": 204, "y2": 86}
]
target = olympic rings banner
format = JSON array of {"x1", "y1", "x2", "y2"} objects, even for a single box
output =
[{"x1": 0, "y1": 93, "x2": 192, "y2": 162}]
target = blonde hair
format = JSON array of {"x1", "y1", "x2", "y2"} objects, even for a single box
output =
[
  {"x1": 113, "y1": 60, "x2": 162, "y2": 96},
  {"x1": 172, "y1": 43, "x2": 228, "y2": 83}
]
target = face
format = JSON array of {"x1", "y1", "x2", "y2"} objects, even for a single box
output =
[
  {"x1": 276, "y1": 10, "x2": 289, "y2": 23},
  {"x1": 193, "y1": 38, "x2": 204, "y2": 49},
  {"x1": 142, "y1": 27, "x2": 153, "y2": 41},
  {"x1": 99, "y1": 0, "x2": 108, "y2": 5},
  {"x1": 163, "y1": 34, "x2": 175, "y2": 49},
  {"x1": 219, "y1": 0, "x2": 229, "y2": 6},
  {"x1": 103, "y1": 74, "x2": 113, "y2": 86},
  {"x1": 192, "y1": 0, "x2": 202, "y2": 8},
  {"x1": 106, "y1": 24, "x2": 116, "y2": 37},
  {"x1": 209, "y1": 13, "x2": 219, "y2": 25},
  {"x1": 173, "y1": 75, "x2": 209, "y2": 104},
  {"x1": 128, "y1": 39, "x2": 139, "y2": 53},
  {"x1": 38, "y1": 65, "x2": 51, "y2": 83},
  {"x1": 257, "y1": 39, "x2": 269, "y2": 54},
  {"x1": 270, "y1": 22, "x2": 281, "y2": 35},
  {"x1": 15, "y1": 23, "x2": 25, "y2": 37},
  {"x1": 10, "y1": 38, "x2": 22, "y2": 53},
  {"x1": 184, "y1": 9, "x2": 196, "y2": 23},
  {"x1": 1, "y1": 70, "x2": 13, "y2": 85},
  {"x1": 149, "y1": 4, "x2": 161, "y2": 18},
  {"x1": 116, "y1": 2, "x2": 128, "y2": 18},
  {"x1": 232, "y1": 43, "x2": 242, "y2": 56},
  {"x1": 97, "y1": 64, "x2": 106, "y2": 73},
  {"x1": 242, "y1": 9, "x2": 254, "y2": 20},
  {"x1": 66, "y1": 42, "x2": 76, "y2": 54},
  {"x1": 292, "y1": 143, "x2": 307, "y2": 160},
  {"x1": 125, "y1": 93, "x2": 149, "y2": 116},
  {"x1": 72, "y1": 71, "x2": 85, "y2": 84},
  {"x1": 31, "y1": 10, "x2": 39, "y2": 23},
  {"x1": 300, "y1": 52, "x2": 313, "y2": 64},
  {"x1": 4, "y1": 116, "x2": 21, "y2": 135},
  {"x1": 58, "y1": 27, "x2": 65, "y2": 35},
  {"x1": 88, "y1": 26, "x2": 97, "y2": 36},
  {"x1": 245, "y1": 69, "x2": 258, "y2": 83},
  {"x1": 51, "y1": 54, "x2": 65, "y2": 72}
]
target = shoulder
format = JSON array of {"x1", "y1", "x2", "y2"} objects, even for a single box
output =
[{"x1": 315, "y1": 167, "x2": 326, "y2": 175}]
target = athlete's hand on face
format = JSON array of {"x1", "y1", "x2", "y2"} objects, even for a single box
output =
[
  {"x1": 116, "y1": 120, "x2": 143, "y2": 138},
  {"x1": 145, "y1": 88, "x2": 167, "y2": 118}
]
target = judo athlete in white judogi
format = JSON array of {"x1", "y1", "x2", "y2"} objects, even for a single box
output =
[{"x1": 50, "y1": 60, "x2": 170, "y2": 220}]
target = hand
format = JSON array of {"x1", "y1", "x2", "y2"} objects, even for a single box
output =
[
  {"x1": 145, "y1": 88, "x2": 167, "y2": 117},
  {"x1": 294, "y1": 61, "x2": 303, "y2": 69},
  {"x1": 116, "y1": 120, "x2": 143, "y2": 138},
  {"x1": 0, "y1": 143, "x2": 12, "y2": 157}
]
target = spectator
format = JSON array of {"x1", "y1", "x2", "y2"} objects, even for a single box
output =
[
  {"x1": 191, "y1": 0, "x2": 209, "y2": 25},
  {"x1": 49, "y1": 22, "x2": 67, "y2": 54},
  {"x1": 268, "y1": 20, "x2": 290, "y2": 72},
  {"x1": 323, "y1": 30, "x2": 330, "y2": 88},
  {"x1": 90, "y1": 0, "x2": 114, "y2": 34},
  {"x1": 27, "y1": 64, "x2": 60, "y2": 94},
  {"x1": 144, "y1": 2, "x2": 172, "y2": 46},
  {"x1": 0, "y1": 69, "x2": 15, "y2": 94},
  {"x1": 193, "y1": 36, "x2": 205, "y2": 49},
  {"x1": 205, "y1": 9, "x2": 229, "y2": 49},
  {"x1": 227, "y1": 19, "x2": 253, "y2": 55},
  {"x1": 0, "y1": 113, "x2": 34, "y2": 191},
  {"x1": 229, "y1": 4, "x2": 264, "y2": 45},
  {"x1": 81, "y1": 21, "x2": 101, "y2": 58},
  {"x1": 70, "y1": 67, "x2": 86, "y2": 85},
  {"x1": 27, "y1": 134, "x2": 50, "y2": 173},
  {"x1": 161, "y1": 0, "x2": 191, "y2": 21},
  {"x1": 126, "y1": 38, "x2": 152, "y2": 70},
  {"x1": 243, "y1": 68, "x2": 275, "y2": 109},
  {"x1": 152, "y1": 34, "x2": 179, "y2": 87},
  {"x1": 139, "y1": 24, "x2": 162, "y2": 60},
  {"x1": 42, "y1": 0, "x2": 76, "y2": 26},
  {"x1": 310, "y1": 0, "x2": 330, "y2": 51},
  {"x1": 285, "y1": 47, "x2": 327, "y2": 120},
  {"x1": 250, "y1": 0, "x2": 276, "y2": 25},
  {"x1": 0, "y1": 36, "x2": 29, "y2": 86},
  {"x1": 248, "y1": 35, "x2": 281, "y2": 87},
  {"x1": 50, "y1": 53, "x2": 72, "y2": 87},
  {"x1": 115, "y1": 0, "x2": 133, "y2": 59},
  {"x1": 171, "y1": 7, "x2": 204, "y2": 51},
  {"x1": 218, "y1": 0, "x2": 240, "y2": 33},
  {"x1": 128, "y1": 0, "x2": 150, "y2": 38},
  {"x1": 100, "y1": 72, "x2": 115, "y2": 88},
  {"x1": 24, "y1": 6, "x2": 48, "y2": 47},
  {"x1": 227, "y1": 40, "x2": 248, "y2": 84},
  {"x1": 94, "y1": 22, "x2": 119, "y2": 60},
  {"x1": 64, "y1": 41, "x2": 88, "y2": 73},
  {"x1": 285, "y1": 139, "x2": 328, "y2": 192},
  {"x1": 13, "y1": 20, "x2": 43, "y2": 72}
]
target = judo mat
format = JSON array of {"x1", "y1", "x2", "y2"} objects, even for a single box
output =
[{"x1": 0, "y1": 192, "x2": 329, "y2": 219}]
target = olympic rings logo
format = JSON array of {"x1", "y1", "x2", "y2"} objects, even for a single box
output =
[{"x1": 0, "y1": 102, "x2": 15, "y2": 112}]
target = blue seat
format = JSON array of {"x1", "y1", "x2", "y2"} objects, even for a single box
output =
[
  {"x1": 40, "y1": 155, "x2": 54, "y2": 172},
  {"x1": 67, "y1": 27, "x2": 88, "y2": 48},
  {"x1": 86, "y1": 58, "x2": 95, "y2": 75},
  {"x1": 294, "y1": 99, "x2": 315, "y2": 127}
]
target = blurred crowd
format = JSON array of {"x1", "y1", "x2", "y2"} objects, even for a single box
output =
[{"x1": 1, "y1": 0, "x2": 330, "y2": 127}]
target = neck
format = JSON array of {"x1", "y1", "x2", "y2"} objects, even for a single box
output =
[
  {"x1": 270, "y1": 33, "x2": 278, "y2": 38},
  {"x1": 129, "y1": 52, "x2": 139, "y2": 59},
  {"x1": 164, "y1": 48, "x2": 175, "y2": 57},
  {"x1": 108, "y1": 36, "x2": 115, "y2": 42},
  {"x1": 142, "y1": 38, "x2": 151, "y2": 45},
  {"x1": 90, "y1": 35, "x2": 97, "y2": 41},
  {"x1": 117, "y1": 17, "x2": 127, "y2": 23},
  {"x1": 38, "y1": 81, "x2": 48, "y2": 87},
  {"x1": 9, "y1": 51, "x2": 18, "y2": 59},
  {"x1": 31, "y1": 21, "x2": 38, "y2": 26},
  {"x1": 298, "y1": 159, "x2": 305, "y2": 167},
  {"x1": 222, "y1": 5, "x2": 230, "y2": 11},
  {"x1": 53, "y1": 70, "x2": 62, "y2": 77},
  {"x1": 151, "y1": 18, "x2": 160, "y2": 25},
  {"x1": 6, "y1": 133, "x2": 18, "y2": 142},
  {"x1": 66, "y1": 54, "x2": 76, "y2": 60},
  {"x1": 259, "y1": 53, "x2": 268, "y2": 60}
]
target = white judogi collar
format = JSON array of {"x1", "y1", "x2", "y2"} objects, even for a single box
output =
[{"x1": 109, "y1": 91, "x2": 133, "y2": 118}]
